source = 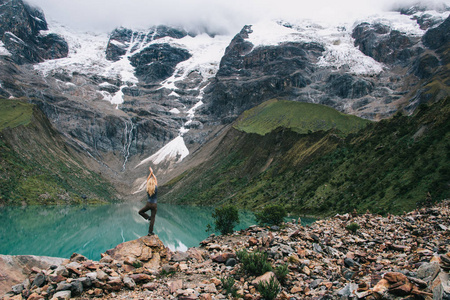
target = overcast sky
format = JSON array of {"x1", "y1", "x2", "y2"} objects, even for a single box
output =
[{"x1": 26, "y1": 0, "x2": 450, "y2": 34}]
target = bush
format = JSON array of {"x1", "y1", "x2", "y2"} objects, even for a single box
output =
[
  {"x1": 274, "y1": 264, "x2": 289, "y2": 285},
  {"x1": 346, "y1": 222, "x2": 360, "y2": 233},
  {"x1": 212, "y1": 205, "x2": 240, "y2": 235},
  {"x1": 257, "y1": 276, "x2": 280, "y2": 300},
  {"x1": 255, "y1": 204, "x2": 287, "y2": 226},
  {"x1": 237, "y1": 249, "x2": 272, "y2": 276},
  {"x1": 221, "y1": 276, "x2": 238, "y2": 298}
]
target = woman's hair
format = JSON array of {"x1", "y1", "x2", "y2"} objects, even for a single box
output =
[{"x1": 147, "y1": 176, "x2": 157, "y2": 196}]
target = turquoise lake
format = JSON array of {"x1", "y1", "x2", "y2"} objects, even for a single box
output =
[{"x1": 0, "y1": 203, "x2": 314, "y2": 261}]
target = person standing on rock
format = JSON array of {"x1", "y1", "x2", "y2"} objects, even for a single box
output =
[{"x1": 139, "y1": 167, "x2": 158, "y2": 236}]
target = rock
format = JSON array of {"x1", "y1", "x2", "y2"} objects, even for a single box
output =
[
  {"x1": 32, "y1": 272, "x2": 46, "y2": 287},
  {"x1": 431, "y1": 271, "x2": 450, "y2": 300},
  {"x1": 168, "y1": 279, "x2": 183, "y2": 294},
  {"x1": 52, "y1": 290, "x2": 71, "y2": 300},
  {"x1": 129, "y1": 274, "x2": 152, "y2": 283},
  {"x1": 417, "y1": 261, "x2": 440, "y2": 282},
  {"x1": 225, "y1": 258, "x2": 237, "y2": 267},
  {"x1": 123, "y1": 276, "x2": 136, "y2": 290},
  {"x1": 212, "y1": 253, "x2": 236, "y2": 263},
  {"x1": 27, "y1": 292, "x2": 44, "y2": 300},
  {"x1": 70, "y1": 280, "x2": 83, "y2": 296},
  {"x1": 337, "y1": 282, "x2": 358, "y2": 297},
  {"x1": 142, "y1": 282, "x2": 158, "y2": 290},
  {"x1": 11, "y1": 284, "x2": 24, "y2": 295},
  {"x1": 251, "y1": 271, "x2": 278, "y2": 286},
  {"x1": 69, "y1": 253, "x2": 87, "y2": 262}
]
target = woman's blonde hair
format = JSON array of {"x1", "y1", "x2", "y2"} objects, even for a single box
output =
[{"x1": 147, "y1": 176, "x2": 157, "y2": 196}]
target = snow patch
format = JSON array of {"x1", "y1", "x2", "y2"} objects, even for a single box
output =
[
  {"x1": 136, "y1": 136, "x2": 189, "y2": 167},
  {"x1": 0, "y1": 41, "x2": 11, "y2": 56},
  {"x1": 170, "y1": 108, "x2": 181, "y2": 114}
]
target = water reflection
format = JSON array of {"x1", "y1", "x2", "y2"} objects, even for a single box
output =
[{"x1": 0, "y1": 203, "x2": 313, "y2": 261}]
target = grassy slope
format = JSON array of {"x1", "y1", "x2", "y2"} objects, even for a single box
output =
[
  {"x1": 234, "y1": 99, "x2": 372, "y2": 135},
  {"x1": 161, "y1": 98, "x2": 449, "y2": 217},
  {"x1": 0, "y1": 99, "x2": 118, "y2": 205}
]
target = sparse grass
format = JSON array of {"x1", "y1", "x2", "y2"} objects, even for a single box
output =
[
  {"x1": 0, "y1": 98, "x2": 33, "y2": 130},
  {"x1": 234, "y1": 99, "x2": 371, "y2": 136}
]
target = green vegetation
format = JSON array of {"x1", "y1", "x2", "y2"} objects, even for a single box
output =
[
  {"x1": 221, "y1": 276, "x2": 238, "y2": 298},
  {"x1": 234, "y1": 99, "x2": 371, "y2": 136},
  {"x1": 0, "y1": 99, "x2": 33, "y2": 130},
  {"x1": 0, "y1": 99, "x2": 118, "y2": 205},
  {"x1": 161, "y1": 97, "x2": 450, "y2": 217},
  {"x1": 237, "y1": 249, "x2": 272, "y2": 276},
  {"x1": 257, "y1": 276, "x2": 280, "y2": 300},
  {"x1": 255, "y1": 204, "x2": 287, "y2": 226},
  {"x1": 345, "y1": 222, "x2": 360, "y2": 233},
  {"x1": 274, "y1": 264, "x2": 289, "y2": 285},
  {"x1": 211, "y1": 205, "x2": 240, "y2": 235}
]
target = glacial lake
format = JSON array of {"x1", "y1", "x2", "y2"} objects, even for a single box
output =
[{"x1": 0, "y1": 203, "x2": 314, "y2": 261}]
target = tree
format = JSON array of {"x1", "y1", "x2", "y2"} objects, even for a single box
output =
[{"x1": 212, "y1": 205, "x2": 240, "y2": 235}]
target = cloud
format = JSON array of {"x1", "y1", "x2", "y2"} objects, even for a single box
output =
[{"x1": 26, "y1": 0, "x2": 450, "y2": 34}]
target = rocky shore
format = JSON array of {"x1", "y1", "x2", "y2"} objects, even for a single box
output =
[{"x1": 2, "y1": 200, "x2": 449, "y2": 300}]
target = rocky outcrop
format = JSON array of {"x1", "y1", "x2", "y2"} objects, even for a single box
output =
[
  {"x1": 422, "y1": 15, "x2": 450, "y2": 52},
  {"x1": 205, "y1": 25, "x2": 324, "y2": 120},
  {"x1": 129, "y1": 44, "x2": 191, "y2": 84},
  {"x1": 0, "y1": 0, "x2": 68, "y2": 64},
  {"x1": 352, "y1": 22, "x2": 422, "y2": 65},
  {"x1": 3, "y1": 201, "x2": 449, "y2": 299},
  {"x1": 105, "y1": 26, "x2": 189, "y2": 62}
]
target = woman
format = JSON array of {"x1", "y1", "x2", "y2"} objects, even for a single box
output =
[{"x1": 139, "y1": 167, "x2": 158, "y2": 236}]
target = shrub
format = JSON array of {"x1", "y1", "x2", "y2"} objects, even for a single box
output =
[
  {"x1": 274, "y1": 264, "x2": 289, "y2": 285},
  {"x1": 221, "y1": 276, "x2": 238, "y2": 298},
  {"x1": 212, "y1": 205, "x2": 240, "y2": 235},
  {"x1": 255, "y1": 204, "x2": 287, "y2": 226},
  {"x1": 237, "y1": 249, "x2": 272, "y2": 276},
  {"x1": 346, "y1": 222, "x2": 360, "y2": 233},
  {"x1": 257, "y1": 276, "x2": 280, "y2": 300}
]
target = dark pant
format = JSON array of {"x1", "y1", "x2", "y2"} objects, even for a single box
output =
[{"x1": 139, "y1": 202, "x2": 157, "y2": 234}]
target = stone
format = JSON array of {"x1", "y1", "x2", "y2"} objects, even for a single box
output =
[
  {"x1": 212, "y1": 252, "x2": 236, "y2": 263},
  {"x1": 431, "y1": 271, "x2": 450, "y2": 300},
  {"x1": 70, "y1": 280, "x2": 83, "y2": 296},
  {"x1": 251, "y1": 271, "x2": 278, "y2": 286},
  {"x1": 417, "y1": 261, "x2": 440, "y2": 282},
  {"x1": 32, "y1": 272, "x2": 46, "y2": 288},
  {"x1": 142, "y1": 282, "x2": 158, "y2": 290},
  {"x1": 383, "y1": 272, "x2": 408, "y2": 283},
  {"x1": 203, "y1": 283, "x2": 217, "y2": 293},
  {"x1": 52, "y1": 290, "x2": 71, "y2": 300},
  {"x1": 168, "y1": 279, "x2": 183, "y2": 294},
  {"x1": 373, "y1": 279, "x2": 390, "y2": 295},
  {"x1": 129, "y1": 273, "x2": 152, "y2": 283},
  {"x1": 337, "y1": 283, "x2": 358, "y2": 297},
  {"x1": 11, "y1": 284, "x2": 24, "y2": 295},
  {"x1": 123, "y1": 276, "x2": 136, "y2": 290},
  {"x1": 225, "y1": 258, "x2": 237, "y2": 267},
  {"x1": 27, "y1": 292, "x2": 44, "y2": 300}
]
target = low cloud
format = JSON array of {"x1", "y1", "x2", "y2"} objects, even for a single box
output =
[{"x1": 26, "y1": 0, "x2": 449, "y2": 34}]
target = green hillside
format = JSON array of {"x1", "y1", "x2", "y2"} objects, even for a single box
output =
[
  {"x1": 161, "y1": 97, "x2": 450, "y2": 217},
  {"x1": 234, "y1": 99, "x2": 372, "y2": 135},
  {"x1": 0, "y1": 99, "x2": 119, "y2": 205}
]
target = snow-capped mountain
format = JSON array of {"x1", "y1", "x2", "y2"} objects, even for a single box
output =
[{"x1": 0, "y1": 0, "x2": 449, "y2": 195}]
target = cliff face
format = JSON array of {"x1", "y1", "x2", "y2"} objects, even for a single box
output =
[{"x1": 0, "y1": 0, "x2": 68, "y2": 64}]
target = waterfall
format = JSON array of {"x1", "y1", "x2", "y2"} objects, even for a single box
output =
[{"x1": 122, "y1": 120, "x2": 136, "y2": 171}]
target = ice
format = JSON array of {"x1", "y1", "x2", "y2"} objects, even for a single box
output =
[
  {"x1": 136, "y1": 136, "x2": 189, "y2": 167},
  {"x1": 0, "y1": 41, "x2": 11, "y2": 56}
]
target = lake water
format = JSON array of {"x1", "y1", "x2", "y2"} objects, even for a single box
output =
[{"x1": 0, "y1": 203, "x2": 313, "y2": 261}]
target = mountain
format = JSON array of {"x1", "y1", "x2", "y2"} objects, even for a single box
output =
[
  {"x1": 0, "y1": 0, "x2": 449, "y2": 212},
  {"x1": 0, "y1": 98, "x2": 118, "y2": 205},
  {"x1": 161, "y1": 96, "x2": 449, "y2": 216}
]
